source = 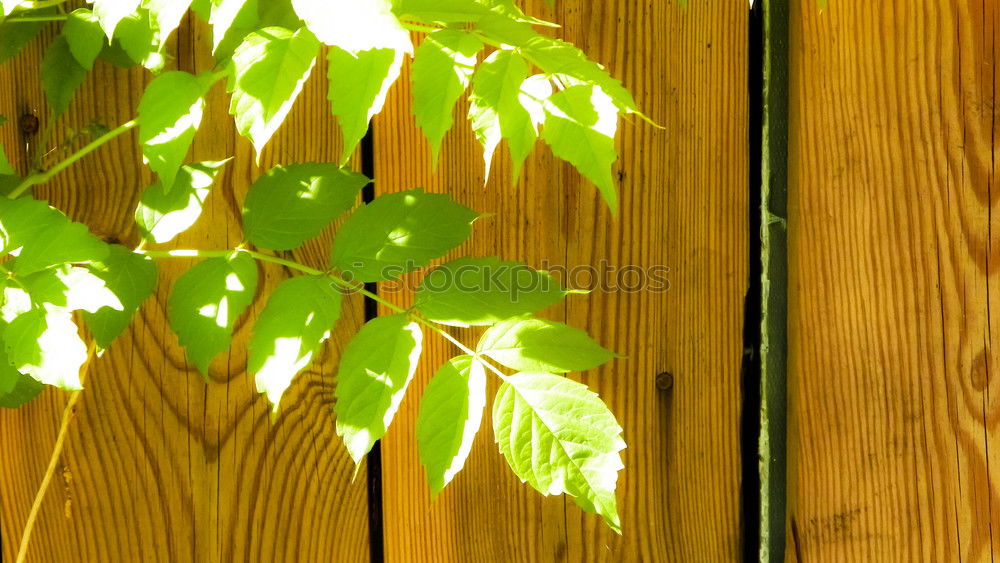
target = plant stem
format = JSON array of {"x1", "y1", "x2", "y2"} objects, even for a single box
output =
[
  {"x1": 400, "y1": 21, "x2": 445, "y2": 34},
  {"x1": 8, "y1": 120, "x2": 138, "y2": 199},
  {"x1": 3, "y1": 14, "x2": 66, "y2": 22},
  {"x1": 15, "y1": 341, "x2": 96, "y2": 563}
]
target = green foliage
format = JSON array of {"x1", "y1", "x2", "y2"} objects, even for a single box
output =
[
  {"x1": 228, "y1": 26, "x2": 319, "y2": 158},
  {"x1": 478, "y1": 317, "x2": 615, "y2": 374},
  {"x1": 493, "y1": 372, "x2": 625, "y2": 532},
  {"x1": 249, "y1": 275, "x2": 342, "y2": 413},
  {"x1": 0, "y1": 0, "x2": 641, "y2": 531},
  {"x1": 135, "y1": 160, "x2": 229, "y2": 243},
  {"x1": 414, "y1": 257, "x2": 566, "y2": 326},
  {"x1": 415, "y1": 355, "x2": 486, "y2": 495},
  {"x1": 166, "y1": 252, "x2": 258, "y2": 375},
  {"x1": 335, "y1": 313, "x2": 422, "y2": 464},
  {"x1": 242, "y1": 162, "x2": 369, "y2": 250},
  {"x1": 331, "y1": 188, "x2": 478, "y2": 282}
]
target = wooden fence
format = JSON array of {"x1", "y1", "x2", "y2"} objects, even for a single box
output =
[{"x1": 1, "y1": 0, "x2": 993, "y2": 561}]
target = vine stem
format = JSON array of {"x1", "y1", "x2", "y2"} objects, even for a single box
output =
[
  {"x1": 3, "y1": 14, "x2": 66, "y2": 22},
  {"x1": 14, "y1": 341, "x2": 97, "y2": 563},
  {"x1": 8, "y1": 120, "x2": 138, "y2": 199},
  {"x1": 138, "y1": 248, "x2": 510, "y2": 379}
]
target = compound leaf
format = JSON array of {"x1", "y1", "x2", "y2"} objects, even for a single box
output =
[
  {"x1": 242, "y1": 162, "x2": 369, "y2": 250},
  {"x1": 493, "y1": 372, "x2": 625, "y2": 532},
  {"x1": 468, "y1": 49, "x2": 534, "y2": 182},
  {"x1": 248, "y1": 275, "x2": 342, "y2": 413},
  {"x1": 415, "y1": 355, "x2": 486, "y2": 495},
  {"x1": 414, "y1": 257, "x2": 566, "y2": 327},
  {"x1": 477, "y1": 317, "x2": 614, "y2": 373},
  {"x1": 331, "y1": 188, "x2": 478, "y2": 283},
  {"x1": 136, "y1": 160, "x2": 229, "y2": 243},
  {"x1": 138, "y1": 71, "x2": 211, "y2": 190},
  {"x1": 228, "y1": 26, "x2": 319, "y2": 159},
  {"x1": 335, "y1": 313, "x2": 422, "y2": 464},
  {"x1": 167, "y1": 252, "x2": 258, "y2": 375}
]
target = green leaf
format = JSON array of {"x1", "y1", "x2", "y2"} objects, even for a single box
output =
[
  {"x1": 92, "y1": 0, "x2": 141, "y2": 39},
  {"x1": 21, "y1": 265, "x2": 123, "y2": 313},
  {"x1": 1, "y1": 199, "x2": 110, "y2": 276},
  {"x1": 415, "y1": 355, "x2": 486, "y2": 495},
  {"x1": 167, "y1": 252, "x2": 258, "y2": 375},
  {"x1": 242, "y1": 163, "x2": 369, "y2": 251},
  {"x1": 493, "y1": 372, "x2": 625, "y2": 532},
  {"x1": 135, "y1": 160, "x2": 229, "y2": 243},
  {"x1": 519, "y1": 36, "x2": 637, "y2": 114},
  {"x1": 114, "y1": 9, "x2": 165, "y2": 72},
  {"x1": 414, "y1": 257, "x2": 566, "y2": 327},
  {"x1": 41, "y1": 35, "x2": 88, "y2": 117},
  {"x1": 335, "y1": 313, "x2": 422, "y2": 464},
  {"x1": 0, "y1": 143, "x2": 14, "y2": 176},
  {"x1": 142, "y1": 0, "x2": 194, "y2": 44},
  {"x1": 0, "y1": 8, "x2": 53, "y2": 64},
  {"x1": 468, "y1": 49, "x2": 534, "y2": 181},
  {"x1": 209, "y1": 0, "x2": 254, "y2": 55},
  {"x1": 228, "y1": 26, "x2": 319, "y2": 158},
  {"x1": 540, "y1": 83, "x2": 620, "y2": 212},
  {"x1": 327, "y1": 46, "x2": 403, "y2": 164},
  {"x1": 0, "y1": 351, "x2": 44, "y2": 408},
  {"x1": 5, "y1": 306, "x2": 88, "y2": 390},
  {"x1": 477, "y1": 317, "x2": 614, "y2": 373},
  {"x1": 331, "y1": 188, "x2": 478, "y2": 283},
  {"x1": 248, "y1": 275, "x2": 342, "y2": 413},
  {"x1": 411, "y1": 30, "x2": 481, "y2": 165},
  {"x1": 138, "y1": 71, "x2": 211, "y2": 190},
  {"x1": 393, "y1": 0, "x2": 554, "y2": 26},
  {"x1": 294, "y1": 0, "x2": 411, "y2": 53},
  {"x1": 64, "y1": 9, "x2": 106, "y2": 70},
  {"x1": 83, "y1": 246, "x2": 159, "y2": 349}
]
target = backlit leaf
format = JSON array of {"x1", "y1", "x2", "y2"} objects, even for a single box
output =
[
  {"x1": 91, "y1": 0, "x2": 142, "y2": 39},
  {"x1": 327, "y1": 46, "x2": 403, "y2": 163},
  {"x1": 331, "y1": 188, "x2": 478, "y2": 282},
  {"x1": 138, "y1": 71, "x2": 212, "y2": 190},
  {"x1": 493, "y1": 372, "x2": 625, "y2": 532},
  {"x1": 135, "y1": 160, "x2": 229, "y2": 243},
  {"x1": 415, "y1": 355, "x2": 486, "y2": 495},
  {"x1": 335, "y1": 313, "x2": 422, "y2": 464},
  {"x1": 242, "y1": 163, "x2": 369, "y2": 250},
  {"x1": 64, "y1": 9, "x2": 105, "y2": 70},
  {"x1": 4, "y1": 200, "x2": 110, "y2": 276},
  {"x1": 21, "y1": 265, "x2": 123, "y2": 313},
  {"x1": 468, "y1": 49, "x2": 534, "y2": 182},
  {"x1": 0, "y1": 342, "x2": 44, "y2": 408},
  {"x1": 41, "y1": 35, "x2": 88, "y2": 117},
  {"x1": 83, "y1": 246, "x2": 158, "y2": 349},
  {"x1": 477, "y1": 317, "x2": 614, "y2": 373},
  {"x1": 228, "y1": 26, "x2": 319, "y2": 158},
  {"x1": 167, "y1": 252, "x2": 258, "y2": 375},
  {"x1": 5, "y1": 306, "x2": 88, "y2": 390},
  {"x1": 249, "y1": 275, "x2": 342, "y2": 413},
  {"x1": 414, "y1": 257, "x2": 566, "y2": 327},
  {"x1": 294, "y1": 0, "x2": 410, "y2": 54}
]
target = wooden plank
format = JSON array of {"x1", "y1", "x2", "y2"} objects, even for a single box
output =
[
  {"x1": 0, "y1": 16, "x2": 370, "y2": 562},
  {"x1": 374, "y1": 2, "x2": 748, "y2": 561},
  {"x1": 786, "y1": 1, "x2": 999, "y2": 561}
]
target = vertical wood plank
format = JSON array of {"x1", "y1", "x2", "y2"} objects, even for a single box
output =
[
  {"x1": 375, "y1": 2, "x2": 748, "y2": 561},
  {"x1": 0, "y1": 16, "x2": 370, "y2": 562},
  {"x1": 787, "y1": 1, "x2": 999, "y2": 560}
]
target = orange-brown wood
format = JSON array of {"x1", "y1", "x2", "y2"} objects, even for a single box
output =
[
  {"x1": 786, "y1": 1, "x2": 1000, "y2": 561},
  {"x1": 0, "y1": 16, "x2": 369, "y2": 563},
  {"x1": 374, "y1": 2, "x2": 748, "y2": 561}
]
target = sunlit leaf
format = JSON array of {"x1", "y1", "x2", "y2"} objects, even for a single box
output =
[
  {"x1": 138, "y1": 71, "x2": 212, "y2": 190},
  {"x1": 242, "y1": 162, "x2": 369, "y2": 250},
  {"x1": 135, "y1": 160, "x2": 229, "y2": 243},
  {"x1": 393, "y1": 0, "x2": 554, "y2": 26},
  {"x1": 540, "y1": 83, "x2": 620, "y2": 212},
  {"x1": 2, "y1": 199, "x2": 110, "y2": 276},
  {"x1": 0, "y1": 338, "x2": 44, "y2": 408},
  {"x1": 167, "y1": 252, "x2": 258, "y2": 375},
  {"x1": 335, "y1": 313, "x2": 422, "y2": 464},
  {"x1": 414, "y1": 257, "x2": 566, "y2": 327},
  {"x1": 0, "y1": 8, "x2": 52, "y2": 64},
  {"x1": 91, "y1": 0, "x2": 142, "y2": 39},
  {"x1": 41, "y1": 35, "x2": 88, "y2": 117},
  {"x1": 83, "y1": 246, "x2": 158, "y2": 349},
  {"x1": 142, "y1": 0, "x2": 194, "y2": 45},
  {"x1": 248, "y1": 275, "x2": 342, "y2": 413},
  {"x1": 331, "y1": 188, "x2": 478, "y2": 283},
  {"x1": 411, "y1": 30, "x2": 481, "y2": 165},
  {"x1": 21, "y1": 265, "x2": 123, "y2": 313},
  {"x1": 415, "y1": 355, "x2": 486, "y2": 495},
  {"x1": 477, "y1": 317, "x2": 614, "y2": 373},
  {"x1": 64, "y1": 9, "x2": 106, "y2": 70},
  {"x1": 114, "y1": 9, "x2": 165, "y2": 71},
  {"x1": 228, "y1": 26, "x2": 319, "y2": 158},
  {"x1": 294, "y1": 0, "x2": 410, "y2": 54},
  {"x1": 493, "y1": 372, "x2": 625, "y2": 532},
  {"x1": 327, "y1": 46, "x2": 403, "y2": 164},
  {"x1": 5, "y1": 306, "x2": 88, "y2": 390},
  {"x1": 468, "y1": 49, "x2": 534, "y2": 182}
]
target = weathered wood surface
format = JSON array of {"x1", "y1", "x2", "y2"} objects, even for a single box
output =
[
  {"x1": 786, "y1": 1, "x2": 1000, "y2": 561},
  {"x1": 0, "y1": 16, "x2": 370, "y2": 563},
  {"x1": 374, "y1": 2, "x2": 748, "y2": 561}
]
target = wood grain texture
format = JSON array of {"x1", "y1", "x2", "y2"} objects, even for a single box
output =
[
  {"x1": 787, "y1": 1, "x2": 1000, "y2": 561},
  {"x1": 0, "y1": 15, "x2": 369, "y2": 563},
  {"x1": 374, "y1": 2, "x2": 748, "y2": 561}
]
